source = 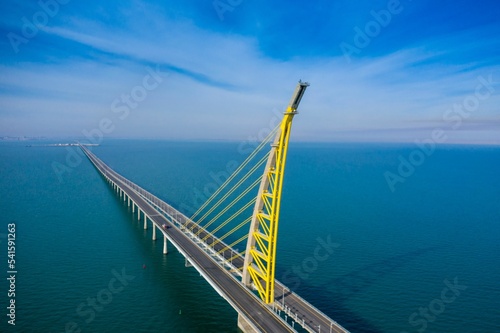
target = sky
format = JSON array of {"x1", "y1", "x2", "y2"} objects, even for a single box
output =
[{"x1": 0, "y1": 0, "x2": 499, "y2": 144}]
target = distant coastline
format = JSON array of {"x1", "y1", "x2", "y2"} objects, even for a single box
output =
[{"x1": 24, "y1": 143, "x2": 99, "y2": 147}]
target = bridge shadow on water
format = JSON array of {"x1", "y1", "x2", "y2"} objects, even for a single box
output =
[{"x1": 277, "y1": 246, "x2": 439, "y2": 333}]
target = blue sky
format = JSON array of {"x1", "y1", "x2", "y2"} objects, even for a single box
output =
[{"x1": 1, "y1": 0, "x2": 499, "y2": 143}]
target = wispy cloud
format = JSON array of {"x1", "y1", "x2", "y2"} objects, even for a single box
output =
[{"x1": 0, "y1": 0, "x2": 498, "y2": 143}]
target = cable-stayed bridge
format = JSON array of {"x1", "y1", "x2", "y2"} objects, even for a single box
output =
[{"x1": 80, "y1": 82, "x2": 349, "y2": 333}]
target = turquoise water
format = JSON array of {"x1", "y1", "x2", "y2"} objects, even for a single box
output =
[{"x1": 1, "y1": 140, "x2": 499, "y2": 332}]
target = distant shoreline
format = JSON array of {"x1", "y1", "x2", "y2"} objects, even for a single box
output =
[{"x1": 24, "y1": 143, "x2": 99, "y2": 147}]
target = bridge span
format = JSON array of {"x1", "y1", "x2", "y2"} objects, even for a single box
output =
[{"x1": 80, "y1": 145, "x2": 349, "y2": 333}]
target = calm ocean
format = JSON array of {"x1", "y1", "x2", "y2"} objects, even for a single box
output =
[{"x1": 1, "y1": 140, "x2": 499, "y2": 333}]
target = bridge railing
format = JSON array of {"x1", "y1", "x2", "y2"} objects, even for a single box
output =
[
  {"x1": 86, "y1": 153, "x2": 245, "y2": 275},
  {"x1": 130, "y1": 183, "x2": 244, "y2": 272},
  {"x1": 274, "y1": 280, "x2": 350, "y2": 333}
]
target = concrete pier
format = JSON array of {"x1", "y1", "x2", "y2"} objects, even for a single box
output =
[{"x1": 163, "y1": 236, "x2": 168, "y2": 254}]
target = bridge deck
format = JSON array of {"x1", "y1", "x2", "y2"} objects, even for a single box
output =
[{"x1": 81, "y1": 145, "x2": 348, "y2": 333}]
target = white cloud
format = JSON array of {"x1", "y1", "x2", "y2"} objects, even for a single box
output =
[{"x1": 1, "y1": 5, "x2": 499, "y2": 144}]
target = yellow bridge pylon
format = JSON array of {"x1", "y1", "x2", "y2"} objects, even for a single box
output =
[{"x1": 242, "y1": 81, "x2": 309, "y2": 304}]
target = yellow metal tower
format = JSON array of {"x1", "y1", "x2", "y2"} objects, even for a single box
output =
[{"x1": 242, "y1": 81, "x2": 309, "y2": 304}]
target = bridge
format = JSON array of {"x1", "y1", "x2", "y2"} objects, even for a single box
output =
[{"x1": 80, "y1": 82, "x2": 349, "y2": 333}]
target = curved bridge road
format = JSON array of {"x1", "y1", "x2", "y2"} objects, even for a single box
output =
[
  {"x1": 81, "y1": 146, "x2": 294, "y2": 333},
  {"x1": 80, "y1": 145, "x2": 349, "y2": 333}
]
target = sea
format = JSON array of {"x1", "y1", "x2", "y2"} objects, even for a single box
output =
[{"x1": 0, "y1": 139, "x2": 499, "y2": 333}]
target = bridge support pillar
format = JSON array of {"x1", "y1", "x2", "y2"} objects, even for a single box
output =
[
  {"x1": 237, "y1": 314, "x2": 259, "y2": 333},
  {"x1": 144, "y1": 215, "x2": 148, "y2": 229},
  {"x1": 132, "y1": 202, "x2": 135, "y2": 213},
  {"x1": 163, "y1": 236, "x2": 168, "y2": 254},
  {"x1": 152, "y1": 225, "x2": 156, "y2": 240},
  {"x1": 128, "y1": 197, "x2": 130, "y2": 207},
  {"x1": 138, "y1": 209, "x2": 141, "y2": 221}
]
